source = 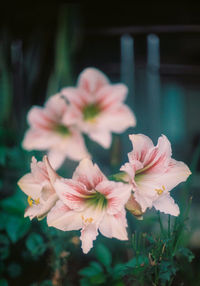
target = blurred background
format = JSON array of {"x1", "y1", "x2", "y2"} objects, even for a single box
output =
[{"x1": 0, "y1": 2, "x2": 200, "y2": 285}]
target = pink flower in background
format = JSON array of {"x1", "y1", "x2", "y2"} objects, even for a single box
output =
[
  {"x1": 18, "y1": 156, "x2": 59, "y2": 220},
  {"x1": 61, "y1": 68, "x2": 136, "y2": 148},
  {"x1": 23, "y1": 94, "x2": 90, "y2": 169},
  {"x1": 121, "y1": 134, "x2": 191, "y2": 216},
  {"x1": 47, "y1": 158, "x2": 131, "y2": 254}
]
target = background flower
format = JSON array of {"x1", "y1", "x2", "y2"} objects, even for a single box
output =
[
  {"x1": 23, "y1": 94, "x2": 90, "y2": 169},
  {"x1": 61, "y1": 68, "x2": 136, "y2": 148}
]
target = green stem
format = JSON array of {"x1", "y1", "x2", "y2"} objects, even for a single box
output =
[{"x1": 158, "y1": 212, "x2": 165, "y2": 237}]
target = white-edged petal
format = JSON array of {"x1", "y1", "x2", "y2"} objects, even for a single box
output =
[
  {"x1": 153, "y1": 193, "x2": 180, "y2": 216},
  {"x1": 78, "y1": 67, "x2": 109, "y2": 94},
  {"x1": 99, "y1": 210, "x2": 128, "y2": 240},
  {"x1": 80, "y1": 223, "x2": 99, "y2": 254},
  {"x1": 47, "y1": 200, "x2": 82, "y2": 231}
]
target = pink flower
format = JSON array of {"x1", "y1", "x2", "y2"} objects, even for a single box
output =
[
  {"x1": 121, "y1": 134, "x2": 191, "y2": 216},
  {"x1": 18, "y1": 156, "x2": 59, "y2": 220},
  {"x1": 47, "y1": 158, "x2": 131, "y2": 254},
  {"x1": 61, "y1": 68, "x2": 136, "y2": 148},
  {"x1": 23, "y1": 94, "x2": 90, "y2": 169}
]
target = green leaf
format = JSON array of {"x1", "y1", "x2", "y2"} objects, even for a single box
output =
[
  {"x1": 159, "y1": 261, "x2": 177, "y2": 282},
  {"x1": 80, "y1": 278, "x2": 91, "y2": 286},
  {"x1": 5, "y1": 216, "x2": 30, "y2": 243},
  {"x1": 0, "y1": 234, "x2": 10, "y2": 260},
  {"x1": 178, "y1": 247, "x2": 194, "y2": 262},
  {"x1": 0, "y1": 146, "x2": 7, "y2": 166},
  {"x1": 79, "y1": 263, "x2": 103, "y2": 278},
  {"x1": 0, "y1": 212, "x2": 8, "y2": 230},
  {"x1": 26, "y1": 232, "x2": 47, "y2": 258},
  {"x1": 112, "y1": 263, "x2": 127, "y2": 279},
  {"x1": 7, "y1": 263, "x2": 21, "y2": 278},
  {"x1": 90, "y1": 273, "x2": 106, "y2": 285},
  {"x1": 95, "y1": 243, "x2": 112, "y2": 269},
  {"x1": 0, "y1": 189, "x2": 27, "y2": 215},
  {"x1": 0, "y1": 279, "x2": 8, "y2": 286}
]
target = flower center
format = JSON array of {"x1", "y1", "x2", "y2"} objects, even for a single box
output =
[
  {"x1": 54, "y1": 124, "x2": 70, "y2": 136},
  {"x1": 83, "y1": 103, "x2": 101, "y2": 121},
  {"x1": 86, "y1": 191, "x2": 108, "y2": 209}
]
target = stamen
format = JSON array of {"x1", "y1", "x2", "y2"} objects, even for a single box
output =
[
  {"x1": 28, "y1": 196, "x2": 33, "y2": 206},
  {"x1": 27, "y1": 196, "x2": 40, "y2": 206},
  {"x1": 81, "y1": 215, "x2": 93, "y2": 224},
  {"x1": 155, "y1": 185, "x2": 165, "y2": 195},
  {"x1": 35, "y1": 198, "x2": 40, "y2": 205}
]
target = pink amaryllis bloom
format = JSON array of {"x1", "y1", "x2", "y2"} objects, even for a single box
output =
[
  {"x1": 121, "y1": 134, "x2": 191, "y2": 216},
  {"x1": 47, "y1": 158, "x2": 132, "y2": 254},
  {"x1": 18, "y1": 156, "x2": 59, "y2": 220},
  {"x1": 61, "y1": 68, "x2": 136, "y2": 148},
  {"x1": 22, "y1": 94, "x2": 90, "y2": 169}
]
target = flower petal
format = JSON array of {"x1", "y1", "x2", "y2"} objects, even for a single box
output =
[
  {"x1": 61, "y1": 87, "x2": 91, "y2": 109},
  {"x1": 47, "y1": 149, "x2": 66, "y2": 170},
  {"x1": 128, "y1": 134, "x2": 154, "y2": 165},
  {"x1": 143, "y1": 135, "x2": 172, "y2": 174},
  {"x1": 89, "y1": 130, "x2": 112, "y2": 149},
  {"x1": 27, "y1": 106, "x2": 55, "y2": 130},
  {"x1": 96, "y1": 84, "x2": 128, "y2": 109},
  {"x1": 63, "y1": 130, "x2": 90, "y2": 161},
  {"x1": 45, "y1": 93, "x2": 68, "y2": 119},
  {"x1": 153, "y1": 193, "x2": 180, "y2": 216},
  {"x1": 99, "y1": 105, "x2": 136, "y2": 133},
  {"x1": 18, "y1": 173, "x2": 42, "y2": 200},
  {"x1": 24, "y1": 204, "x2": 41, "y2": 220},
  {"x1": 22, "y1": 129, "x2": 60, "y2": 150},
  {"x1": 37, "y1": 193, "x2": 58, "y2": 219},
  {"x1": 78, "y1": 68, "x2": 109, "y2": 94},
  {"x1": 47, "y1": 200, "x2": 82, "y2": 230},
  {"x1": 73, "y1": 158, "x2": 106, "y2": 190},
  {"x1": 99, "y1": 210, "x2": 128, "y2": 240},
  {"x1": 53, "y1": 178, "x2": 88, "y2": 210},
  {"x1": 80, "y1": 223, "x2": 99, "y2": 254}
]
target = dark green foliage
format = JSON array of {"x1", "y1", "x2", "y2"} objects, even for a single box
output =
[{"x1": 26, "y1": 233, "x2": 47, "y2": 259}]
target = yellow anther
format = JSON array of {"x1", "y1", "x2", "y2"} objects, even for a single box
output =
[
  {"x1": 155, "y1": 185, "x2": 165, "y2": 195},
  {"x1": 81, "y1": 215, "x2": 93, "y2": 224},
  {"x1": 28, "y1": 196, "x2": 33, "y2": 206},
  {"x1": 35, "y1": 198, "x2": 40, "y2": 205},
  {"x1": 156, "y1": 189, "x2": 163, "y2": 195},
  {"x1": 27, "y1": 196, "x2": 40, "y2": 206}
]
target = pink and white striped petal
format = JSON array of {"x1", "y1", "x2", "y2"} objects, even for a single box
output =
[
  {"x1": 72, "y1": 158, "x2": 106, "y2": 190},
  {"x1": 78, "y1": 68, "x2": 109, "y2": 94}
]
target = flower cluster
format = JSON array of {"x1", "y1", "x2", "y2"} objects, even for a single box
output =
[
  {"x1": 18, "y1": 156, "x2": 131, "y2": 253},
  {"x1": 23, "y1": 68, "x2": 136, "y2": 169},
  {"x1": 19, "y1": 67, "x2": 191, "y2": 254},
  {"x1": 18, "y1": 134, "x2": 191, "y2": 253}
]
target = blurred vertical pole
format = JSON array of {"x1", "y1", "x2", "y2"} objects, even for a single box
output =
[
  {"x1": 46, "y1": 4, "x2": 72, "y2": 97},
  {"x1": 120, "y1": 34, "x2": 135, "y2": 108},
  {"x1": 117, "y1": 34, "x2": 135, "y2": 164},
  {"x1": 147, "y1": 34, "x2": 161, "y2": 141},
  {"x1": 163, "y1": 85, "x2": 186, "y2": 144},
  {"x1": 11, "y1": 40, "x2": 25, "y2": 132}
]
